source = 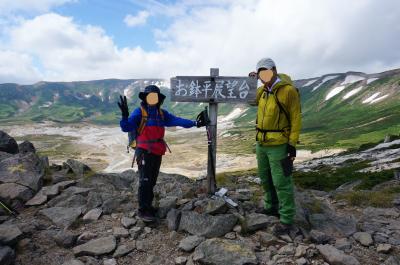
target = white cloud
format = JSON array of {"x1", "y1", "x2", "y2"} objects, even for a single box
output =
[
  {"x1": 0, "y1": 50, "x2": 42, "y2": 83},
  {"x1": 124, "y1": 11, "x2": 150, "y2": 27},
  {"x1": 0, "y1": 0, "x2": 75, "y2": 15},
  {"x1": 1, "y1": 0, "x2": 400, "y2": 84}
]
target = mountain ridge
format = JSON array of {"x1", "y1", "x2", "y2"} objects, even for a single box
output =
[{"x1": 1, "y1": 68, "x2": 399, "y2": 150}]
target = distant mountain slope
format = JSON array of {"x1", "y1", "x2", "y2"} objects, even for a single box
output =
[
  {"x1": 295, "y1": 69, "x2": 400, "y2": 149},
  {"x1": 1, "y1": 68, "x2": 399, "y2": 150}
]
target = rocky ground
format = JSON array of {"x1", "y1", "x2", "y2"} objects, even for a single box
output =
[{"x1": 1, "y1": 130, "x2": 400, "y2": 265}]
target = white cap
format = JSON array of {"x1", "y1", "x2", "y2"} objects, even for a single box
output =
[{"x1": 256, "y1": 58, "x2": 276, "y2": 72}]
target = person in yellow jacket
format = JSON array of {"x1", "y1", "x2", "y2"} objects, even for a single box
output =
[{"x1": 249, "y1": 58, "x2": 302, "y2": 235}]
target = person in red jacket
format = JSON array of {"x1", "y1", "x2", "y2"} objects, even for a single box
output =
[{"x1": 118, "y1": 85, "x2": 207, "y2": 222}]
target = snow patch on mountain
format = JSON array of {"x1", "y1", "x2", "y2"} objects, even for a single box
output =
[
  {"x1": 39, "y1": 101, "x2": 53, "y2": 108},
  {"x1": 366, "y1": 139, "x2": 400, "y2": 152},
  {"x1": 370, "y1": 94, "x2": 388, "y2": 104},
  {"x1": 362, "y1": 92, "x2": 381, "y2": 104},
  {"x1": 98, "y1": 91, "x2": 104, "y2": 102},
  {"x1": 325, "y1": 86, "x2": 346, "y2": 100},
  {"x1": 303, "y1": 78, "x2": 318, "y2": 87},
  {"x1": 220, "y1": 107, "x2": 248, "y2": 122},
  {"x1": 343, "y1": 87, "x2": 362, "y2": 100},
  {"x1": 341, "y1": 75, "x2": 365, "y2": 85},
  {"x1": 123, "y1": 88, "x2": 129, "y2": 97},
  {"x1": 367, "y1": 78, "x2": 379, "y2": 84},
  {"x1": 312, "y1": 75, "x2": 339, "y2": 91}
]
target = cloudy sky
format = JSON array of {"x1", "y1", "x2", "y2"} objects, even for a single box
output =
[{"x1": 0, "y1": 0, "x2": 399, "y2": 84}]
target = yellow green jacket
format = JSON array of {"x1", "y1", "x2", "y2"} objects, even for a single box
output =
[{"x1": 255, "y1": 73, "x2": 302, "y2": 147}]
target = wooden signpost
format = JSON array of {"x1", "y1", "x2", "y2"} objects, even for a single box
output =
[{"x1": 170, "y1": 68, "x2": 257, "y2": 194}]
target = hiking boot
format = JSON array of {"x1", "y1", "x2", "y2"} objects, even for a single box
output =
[
  {"x1": 138, "y1": 210, "x2": 156, "y2": 223},
  {"x1": 255, "y1": 207, "x2": 280, "y2": 218},
  {"x1": 272, "y1": 222, "x2": 293, "y2": 236}
]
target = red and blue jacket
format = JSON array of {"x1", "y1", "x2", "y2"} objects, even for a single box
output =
[{"x1": 120, "y1": 103, "x2": 196, "y2": 155}]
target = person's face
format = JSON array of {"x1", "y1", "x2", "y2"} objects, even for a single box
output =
[
  {"x1": 146, "y1": 92, "x2": 159, "y2": 106},
  {"x1": 258, "y1": 69, "x2": 274, "y2": 84}
]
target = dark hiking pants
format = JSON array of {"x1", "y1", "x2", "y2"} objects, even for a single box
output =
[{"x1": 136, "y1": 148, "x2": 162, "y2": 213}]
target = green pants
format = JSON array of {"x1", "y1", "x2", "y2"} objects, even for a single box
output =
[{"x1": 256, "y1": 143, "x2": 295, "y2": 224}]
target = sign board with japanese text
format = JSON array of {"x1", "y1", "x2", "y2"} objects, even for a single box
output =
[
  {"x1": 170, "y1": 76, "x2": 257, "y2": 103},
  {"x1": 170, "y1": 69, "x2": 256, "y2": 195}
]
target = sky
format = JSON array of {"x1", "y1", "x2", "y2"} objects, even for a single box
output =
[{"x1": 0, "y1": 0, "x2": 399, "y2": 84}]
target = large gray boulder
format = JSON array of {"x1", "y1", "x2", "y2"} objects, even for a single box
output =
[
  {"x1": 296, "y1": 190, "x2": 357, "y2": 237},
  {"x1": 18, "y1": 141, "x2": 36, "y2": 154},
  {"x1": 179, "y1": 211, "x2": 238, "y2": 238},
  {"x1": 47, "y1": 186, "x2": 91, "y2": 208},
  {"x1": 244, "y1": 213, "x2": 277, "y2": 233},
  {"x1": 73, "y1": 236, "x2": 116, "y2": 257},
  {"x1": 0, "y1": 224, "x2": 23, "y2": 246},
  {"x1": 39, "y1": 207, "x2": 82, "y2": 229},
  {"x1": 0, "y1": 246, "x2": 15, "y2": 265},
  {"x1": 53, "y1": 230, "x2": 78, "y2": 248},
  {"x1": 0, "y1": 131, "x2": 18, "y2": 154},
  {"x1": 295, "y1": 188, "x2": 358, "y2": 238},
  {"x1": 64, "y1": 159, "x2": 92, "y2": 177},
  {"x1": 78, "y1": 171, "x2": 135, "y2": 192},
  {"x1": 0, "y1": 182, "x2": 33, "y2": 204},
  {"x1": 158, "y1": 196, "x2": 177, "y2": 218},
  {"x1": 167, "y1": 209, "x2": 181, "y2": 231},
  {"x1": 0, "y1": 152, "x2": 45, "y2": 192},
  {"x1": 193, "y1": 238, "x2": 257, "y2": 265},
  {"x1": 83, "y1": 208, "x2": 102, "y2": 222},
  {"x1": 85, "y1": 192, "x2": 103, "y2": 211},
  {"x1": 363, "y1": 207, "x2": 400, "y2": 219},
  {"x1": 26, "y1": 180, "x2": 77, "y2": 206},
  {"x1": 54, "y1": 194, "x2": 87, "y2": 209},
  {"x1": 309, "y1": 213, "x2": 357, "y2": 237},
  {"x1": 179, "y1": 235, "x2": 205, "y2": 252},
  {"x1": 310, "y1": 229, "x2": 333, "y2": 244},
  {"x1": 353, "y1": 232, "x2": 373, "y2": 246},
  {"x1": 0, "y1": 152, "x2": 12, "y2": 162},
  {"x1": 384, "y1": 256, "x2": 400, "y2": 265},
  {"x1": 205, "y1": 198, "x2": 228, "y2": 215},
  {"x1": 102, "y1": 197, "x2": 123, "y2": 215},
  {"x1": 113, "y1": 242, "x2": 136, "y2": 258},
  {"x1": 317, "y1": 244, "x2": 360, "y2": 265}
]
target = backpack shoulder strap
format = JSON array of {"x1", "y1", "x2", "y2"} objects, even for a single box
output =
[
  {"x1": 137, "y1": 106, "x2": 148, "y2": 135},
  {"x1": 273, "y1": 86, "x2": 291, "y2": 125},
  {"x1": 159, "y1": 108, "x2": 164, "y2": 120}
]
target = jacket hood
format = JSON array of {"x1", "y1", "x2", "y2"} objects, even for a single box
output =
[{"x1": 274, "y1": 73, "x2": 294, "y2": 90}]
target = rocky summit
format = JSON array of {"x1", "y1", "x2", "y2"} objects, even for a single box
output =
[{"x1": 1, "y1": 131, "x2": 400, "y2": 265}]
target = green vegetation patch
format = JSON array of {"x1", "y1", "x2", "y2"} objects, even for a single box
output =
[
  {"x1": 293, "y1": 161, "x2": 395, "y2": 191},
  {"x1": 216, "y1": 168, "x2": 258, "y2": 187},
  {"x1": 336, "y1": 185, "x2": 400, "y2": 208}
]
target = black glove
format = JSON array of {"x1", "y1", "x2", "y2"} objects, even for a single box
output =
[
  {"x1": 248, "y1": 71, "x2": 258, "y2": 79},
  {"x1": 287, "y1": 144, "x2": 296, "y2": 159},
  {"x1": 196, "y1": 109, "x2": 209, "y2": 128},
  {"x1": 117, "y1": 95, "x2": 129, "y2": 119}
]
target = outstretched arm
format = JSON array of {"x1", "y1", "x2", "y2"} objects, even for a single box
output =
[
  {"x1": 120, "y1": 107, "x2": 141, "y2": 132},
  {"x1": 163, "y1": 110, "x2": 196, "y2": 128}
]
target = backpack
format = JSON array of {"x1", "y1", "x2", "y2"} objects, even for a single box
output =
[
  {"x1": 255, "y1": 85, "x2": 301, "y2": 141},
  {"x1": 127, "y1": 105, "x2": 164, "y2": 152}
]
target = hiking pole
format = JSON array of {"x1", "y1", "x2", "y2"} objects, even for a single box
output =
[{"x1": 0, "y1": 199, "x2": 18, "y2": 217}]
